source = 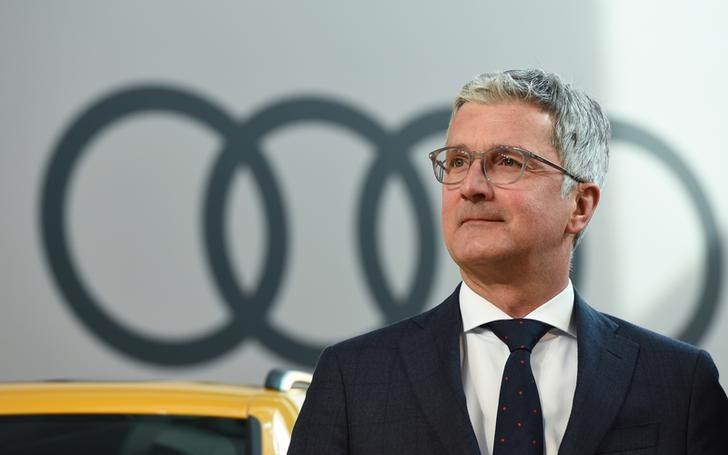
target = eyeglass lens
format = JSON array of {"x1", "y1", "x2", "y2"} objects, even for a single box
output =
[{"x1": 435, "y1": 148, "x2": 526, "y2": 185}]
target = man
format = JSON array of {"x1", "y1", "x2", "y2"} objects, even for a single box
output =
[{"x1": 288, "y1": 69, "x2": 728, "y2": 454}]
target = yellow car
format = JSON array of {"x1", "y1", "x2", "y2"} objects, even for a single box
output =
[{"x1": 0, "y1": 369, "x2": 311, "y2": 455}]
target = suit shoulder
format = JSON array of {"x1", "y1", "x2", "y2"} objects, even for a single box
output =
[
  {"x1": 327, "y1": 295, "x2": 457, "y2": 354},
  {"x1": 575, "y1": 294, "x2": 706, "y2": 358},
  {"x1": 604, "y1": 312, "x2": 705, "y2": 356}
]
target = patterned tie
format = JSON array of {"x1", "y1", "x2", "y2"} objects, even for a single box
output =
[{"x1": 488, "y1": 319, "x2": 551, "y2": 455}]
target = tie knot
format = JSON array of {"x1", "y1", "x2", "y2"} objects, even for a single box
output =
[{"x1": 487, "y1": 319, "x2": 551, "y2": 352}]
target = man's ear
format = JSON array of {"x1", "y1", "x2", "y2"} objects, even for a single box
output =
[{"x1": 566, "y1": 183, "x2": 600, "y2": 235}]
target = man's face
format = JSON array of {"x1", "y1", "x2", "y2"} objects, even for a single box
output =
[{"x1": 441, "y1": 101, "x2": 578, "y2": 271}]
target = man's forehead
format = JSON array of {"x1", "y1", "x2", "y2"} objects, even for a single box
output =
[
  {"x1": 447, "y1": 101, "x2": 555, "y2": 147},
  {"x1": 453, "y1": 100, "x2": 553, "y2": 122}
]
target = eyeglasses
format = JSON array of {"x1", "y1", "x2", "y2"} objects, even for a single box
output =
[{"x1": 428, "y1": 145, "x2": 586, "y2": 185}]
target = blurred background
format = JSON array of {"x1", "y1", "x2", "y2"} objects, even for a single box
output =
[{"x1": 1, "y1": 0, "x2": 726, "y2": 387}]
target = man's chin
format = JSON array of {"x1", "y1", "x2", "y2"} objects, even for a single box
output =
[{"x1": 450, "y1": 245, "x2": 515, "y2": 267}]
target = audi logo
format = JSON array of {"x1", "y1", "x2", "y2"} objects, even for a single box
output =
[{"x1": 40, "y1": 85, "x2": 723, "y2": 367}]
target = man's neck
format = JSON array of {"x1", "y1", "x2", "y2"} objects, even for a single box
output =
[{"x1": 459, "y1": 257, "x2": 571, "y2": 318}]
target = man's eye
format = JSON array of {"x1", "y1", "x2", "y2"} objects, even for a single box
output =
[
  {"x1": 445, "y1": 152, "x2": 469, "y2": 169},
  {"x1": 495, "y1": 153, "x2": 521, "y2": 167}
]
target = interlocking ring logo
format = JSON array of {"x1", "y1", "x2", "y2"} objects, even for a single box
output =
[
  {"x1": 41, "y1": 85, "x2": 723, "y2": 367},
  {"x1": 41, "y1": 86, "x2": 449, "y2": 366},
  {"x1": 607, "y1": 120, "x2": 723, "y2": 343}
]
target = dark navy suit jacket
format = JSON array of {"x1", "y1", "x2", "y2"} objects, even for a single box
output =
[{"x1": 288, "y1": 288, "x2": 728, "y2": 454}]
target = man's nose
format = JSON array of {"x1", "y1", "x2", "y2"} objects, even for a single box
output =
[{"x1": 459, "y1": 159, "x2": 495, "y2": 200}]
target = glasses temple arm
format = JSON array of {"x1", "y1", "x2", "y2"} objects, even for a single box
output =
[{"x1": 528, "y1": 153, "x2": 587, "y2": 183}]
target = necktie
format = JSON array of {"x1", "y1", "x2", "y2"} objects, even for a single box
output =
[{"x1": 488, "y1": 319, "x2": 551, "y2": 455}]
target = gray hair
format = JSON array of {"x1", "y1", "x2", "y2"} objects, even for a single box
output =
[{"x1": 451, "y1": 69, "x2": 611, "y2": 246}]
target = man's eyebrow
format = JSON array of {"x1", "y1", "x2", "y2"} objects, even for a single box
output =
[
  {"x1": 490, "y1": 143, "x2": 525, "y2": 150},
  {"x1": 444, "y1": 143, "x2": 526, "y2": 151}
]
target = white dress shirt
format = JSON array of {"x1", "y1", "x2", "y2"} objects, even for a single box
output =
[{"x1": 460, "y1": 280, "x2": 578, "y2": 455}]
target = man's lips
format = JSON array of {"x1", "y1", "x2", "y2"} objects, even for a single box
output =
[{"x1": 459, "y1": 216, "x2": 504, "y2": 225}]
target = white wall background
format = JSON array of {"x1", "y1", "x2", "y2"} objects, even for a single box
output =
[{"x1": 1, "y1": 0, "x2": 726, "y2": 387}]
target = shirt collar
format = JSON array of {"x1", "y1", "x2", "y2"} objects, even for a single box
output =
[{"x1": 459, "y1": 279, "x2": 577, "y2": 338}]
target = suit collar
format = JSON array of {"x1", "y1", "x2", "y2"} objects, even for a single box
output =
[
  {"x1": 400, "y1": 286, "x2": 481, "y2": 455},
  {"x1": 558, "y1": 291, "x2": 640, "y2": 455}
]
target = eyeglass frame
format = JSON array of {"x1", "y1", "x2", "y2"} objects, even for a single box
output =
[{"x1": 428, "y1": 145, "x2": 587, "y2": 185}]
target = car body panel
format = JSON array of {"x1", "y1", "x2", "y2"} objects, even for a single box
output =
[{"x1": 0, "y1": 376, "x2": 308, "y2": 455}]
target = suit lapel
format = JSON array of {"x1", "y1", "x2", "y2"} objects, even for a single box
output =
[
  {"x1": 399, "y1": 288, "x2": 481, "y2": 455},
  {"x1": 558, "y1": 293, "x2": 639, "y2": 455}
]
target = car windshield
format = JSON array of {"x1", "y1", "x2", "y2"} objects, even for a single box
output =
[{"x1": 0, "y1": 414, "x2": 260, "y2": 455}]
